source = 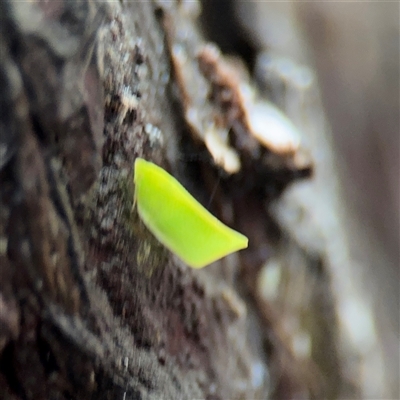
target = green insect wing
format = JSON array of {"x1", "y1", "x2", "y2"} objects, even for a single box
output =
[{"x1": 134, "y1": 158, "x2": 248, "y2": 268}]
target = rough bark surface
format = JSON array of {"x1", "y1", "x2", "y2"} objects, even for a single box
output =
[{"x1": 0, "y1": 1, "x2": 397, "y2": 400}]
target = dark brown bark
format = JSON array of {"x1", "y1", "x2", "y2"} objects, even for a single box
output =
[{"x1": 0, "y1": 1, "x2": 397, "y2": 400}]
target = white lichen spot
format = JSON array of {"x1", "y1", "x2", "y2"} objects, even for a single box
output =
[
  {"x1": 291, "y1": 331, "x2": 312, "y2": 358},
  {"x1": 123, "y1": 356, "x2": 129, "y2": 370},
  {"x1": 256, "y1": 52, "x2": 314, "y2": 91},
  {"x1": 172, "y1": 44, "x2": 187, "y2": 65},
  {"x1": 250, "y1": 360, "x2": 267, "y2": 389},
  {"x1": 204, "y1": 128, "x2": 241, "y2": 174},
  {"x1": 119, "y1": 86, "x2": 139, "y2": 122},
  {"x1": 258, "y1": 259, "x2": 282, "y2": 301},
  {"x1": 209, "y1": 383, "x2": 217, "y2": 394},
  {"x1": 246, "y1": 101, "x2": 300, "y2": 155},
  {"x1": 185, "y1": 107, "x2": 202, "y2": 137},
  {"x1": 339, "y1": 298, "x2": 377, "y2": 352},
  {"x1": 51, "y1": 252, "x2": 59, "y2": 266},
  {"x1": 100, "y1": 217, "x2": 114, "y2": 232},
  {"x1": 144, "y1": 123, "x2": 164, "y2": 147}
]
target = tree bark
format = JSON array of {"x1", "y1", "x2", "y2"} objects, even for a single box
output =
[{"x1": 0, "y1": 1, "x2": 396, "y2": 399}]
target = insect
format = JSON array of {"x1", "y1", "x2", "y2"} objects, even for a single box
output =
[{"x1": 134, "y1": 158, "x2": 248, "y2": 268}]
